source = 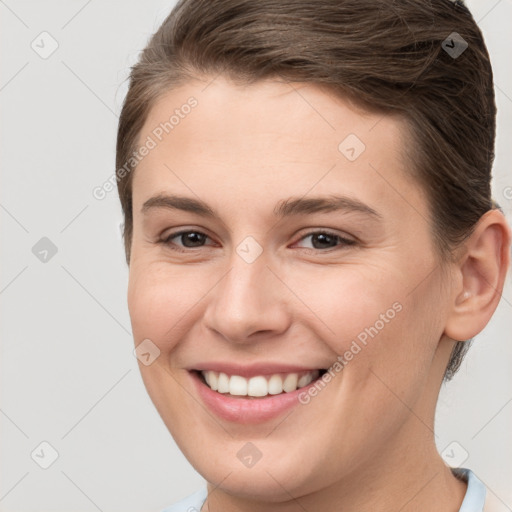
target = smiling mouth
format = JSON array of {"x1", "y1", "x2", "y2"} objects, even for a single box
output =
[{"x1": 194, "y1": 369, "x2": 328, "y2": 398}]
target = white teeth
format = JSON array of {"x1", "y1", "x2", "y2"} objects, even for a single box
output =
[
  {"x1": 298, "y1": 373, "x2": 313, "y2": 388},
  {"x1": 217, "y1": 372, "x2": 230, "y2": 393},
  {"x1": 283, "y1": 373, "x2": 298, "y2": 392},
  {"x1": 200, "y1": 370, "x2": 320, "y2": 397},
  {"x1": 208, "y1": 371, "x2": 218, "y2": 391},
  {"x1": 229, "y1": 375, "x2": 247, "y2": 396},
  {"x1": 268, "y1": 374, "x2": 283, "y2": 395},
  {"x1": 247, "y1": 376, "x2": 268, "y2": 397}
]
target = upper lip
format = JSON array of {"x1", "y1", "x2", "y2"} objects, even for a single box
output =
[{"x1": 188, "y1": 362, "x2": 325, "y2": 378}]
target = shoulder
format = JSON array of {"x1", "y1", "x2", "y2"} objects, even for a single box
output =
[{"x1": 160, "y1": 487, "x2": 208, "y2": 512}]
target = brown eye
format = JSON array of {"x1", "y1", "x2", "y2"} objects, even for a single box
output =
[
  {"x1": 294, "y1": 231, "x2": 356, "y2": 251},
  {"x1": 161, "y1": 230, "x2": 213, "y2": 251}
]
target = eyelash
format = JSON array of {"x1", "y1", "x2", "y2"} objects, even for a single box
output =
[{"x1": 159, "y1": 229, "x2": 357, "y2": 253}]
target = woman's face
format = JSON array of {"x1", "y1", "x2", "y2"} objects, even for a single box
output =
[{"x1": 128, "y1": 76, "x2": 454, "y2": 500}]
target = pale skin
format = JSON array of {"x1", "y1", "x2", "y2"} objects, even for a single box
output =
[{"x1": 127, "y1": 76, "x2": 510, "y2": 512}]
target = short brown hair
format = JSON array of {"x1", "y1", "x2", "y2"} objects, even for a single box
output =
[{"x1": 116, "y1": 0, "x2": 497, "y2": 379}]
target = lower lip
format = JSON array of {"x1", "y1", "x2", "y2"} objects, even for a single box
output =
[{"x1": 189, "y1": 371, "x2": 321, "y2": 424}]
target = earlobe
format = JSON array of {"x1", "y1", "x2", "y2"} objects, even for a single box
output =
[{"x1": 444, "y1": 209, "x2": 511, "y2": 342}]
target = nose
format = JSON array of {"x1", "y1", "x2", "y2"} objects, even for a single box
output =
[{"x1": 202, "y1": 251, "x2": 291, "y2": 344}]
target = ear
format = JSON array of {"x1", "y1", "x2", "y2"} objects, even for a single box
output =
[{"x1": 444, "y1": 209, "x2": 511, "y2": 341}]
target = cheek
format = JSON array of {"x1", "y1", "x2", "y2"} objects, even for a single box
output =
[
  {"x1": 288, "y1": 272, "x2": 444, "y2": 468},
  {"x1": 127, "y1": 261, "x2": 209, "y2": 354},
  {"x1": 299, "y1": 263, "x2": 444, "y2": 396},
  {"x1": 290, "y1": 264, "x2": 405, "y2": 350}
]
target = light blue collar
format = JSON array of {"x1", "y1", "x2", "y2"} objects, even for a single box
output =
[{"x1": 454, "y1": 468, "x2": 486, "y2": 512}]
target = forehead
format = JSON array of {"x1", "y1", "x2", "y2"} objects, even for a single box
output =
[
  {"x1": 131, "y1": 76, "x2": 424, "y2": 223},
  {"x1": 137, "y1": 76, "x2": 404, "y2": 157}
]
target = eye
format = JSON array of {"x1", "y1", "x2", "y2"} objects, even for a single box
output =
[
  {"x1": 293, "y1": 230, "x2": 356, "y2": 251},
  {"x1": 160, "y1": 230, "x2": 215, "y2": 252},
  {"x1": 159, "y1": 229, "x2": 356, "y2": 253}
]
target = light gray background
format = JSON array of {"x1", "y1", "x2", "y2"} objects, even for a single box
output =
[{"x1": 1, "y1": 1, "x2": 511, "y2": 511}]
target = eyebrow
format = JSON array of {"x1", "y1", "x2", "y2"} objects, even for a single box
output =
[{"x1": 141, "y1": 194, "x2": 381, "y2": 219}]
